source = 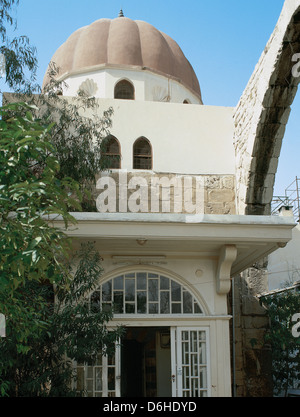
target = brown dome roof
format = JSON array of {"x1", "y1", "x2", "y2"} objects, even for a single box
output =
[{"x1": 43, "y1": 16, "x2": 201, "y2": 99}]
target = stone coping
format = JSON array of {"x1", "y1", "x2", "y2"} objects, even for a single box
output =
[{"x1": 48, "y1": 212, "x2": 296, "y2": 226}]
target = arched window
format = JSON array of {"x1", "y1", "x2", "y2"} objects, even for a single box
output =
[
  {"x1": 133, "y1": 137, "x2": 152, "y2": 170},
  {"x1": 101, "y1": 135, "x2": 121, "y2": 169},
  {"x1": 114, "y1": 79, "x2": 135, "y2": 100},
  {"x1": 183, "y1": 99, "x2": 190, "y2": 104},
  {"x1": 89, "y1": 272, "x2": 203, "y2": 315}
]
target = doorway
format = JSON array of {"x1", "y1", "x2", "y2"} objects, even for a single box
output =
[
  {"x1": 75, "y1": 325, "x2": 210, "y2": 397},
  {"x1": 121, "y1": 327, "x2": 172, "y2": 397}
]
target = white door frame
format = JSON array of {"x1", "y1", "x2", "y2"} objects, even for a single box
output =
[
  {"x1": 75, "y1": 341, "x2": 121, "y2": 397},
  {"x1": 76, "y1": 323, "x2": 212, "y2": 397},
  {"x1": 171, "y1": 326, "x2": 211, "y2": 397}
]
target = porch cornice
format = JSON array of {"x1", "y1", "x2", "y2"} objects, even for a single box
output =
[{"x1": 49, "y1": 212, "x2": 295, "y2": 276}]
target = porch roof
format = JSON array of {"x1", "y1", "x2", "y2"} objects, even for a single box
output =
[{"x1": 51, "y1": 212, "x2": 296, "y2": 276}]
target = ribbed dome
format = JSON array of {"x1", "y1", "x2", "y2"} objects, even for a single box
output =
[{"x1": 43, "y1": 16, "x2": 201, "y2": 99}]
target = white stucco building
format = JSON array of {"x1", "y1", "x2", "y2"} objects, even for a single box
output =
[
  {"x1": 268, "y1": 199, "x2": 300, "y2": 291},
  {"x1": 43, "y1": 10, "x2": 296, "y2": 397}
]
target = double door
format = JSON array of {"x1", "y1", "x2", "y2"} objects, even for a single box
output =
[{"x1": 76, "y1": 326, "x2": 210, "y2": 397}]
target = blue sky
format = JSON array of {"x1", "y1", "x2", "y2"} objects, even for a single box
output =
[{"x1": 4, "y1": 0, "x2": 300, "y2": 196}]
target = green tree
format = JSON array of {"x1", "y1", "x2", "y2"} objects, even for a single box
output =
[
  {"x1": 1, "y1": 2, "x2": 115, "y2": 210},
  {"x1": 0, "y1": 2, "x2": 119, "y2": 397},
  {"x1": 0, "y1": 0, "x2": 38, "y2": 94},
  {"x1": 5, "y1": 63, "x2": 115, "y2": 211},
  {"x1": 0, "y1": 101, "x2": 80, "y2": 345},
  {"x1": 0, "y1": 242, "x2": 123, "y2": 397},
  {"x1": 0, "y1": 103, "x2": 122, "y2": 397},
  {"x1": 260, "y1": 285, "x2": 300, "y2": 396}
]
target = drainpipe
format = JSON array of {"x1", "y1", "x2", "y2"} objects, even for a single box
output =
[{"x1": 232, "y1": 276, "x2": 236, "y2": 397}]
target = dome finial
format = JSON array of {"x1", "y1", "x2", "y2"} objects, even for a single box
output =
[{"x1": 118, "y1": 9, "x2": 124, "y2": 17}]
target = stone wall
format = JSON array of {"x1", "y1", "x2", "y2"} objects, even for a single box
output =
[
  {"x1": 231, "y1": 0, "x2": 300, "y2": 397},
  {"x1": 93, "y1": 171, "x2": 236, "y2": 215},
  {"x1": 234, "y1": 0, "x2": 300, "y2": 216},
  {"x1": 229, "y1": 271, "x2": 273, "y2": 397}
]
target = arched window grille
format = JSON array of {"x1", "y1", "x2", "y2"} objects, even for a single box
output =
[
  {"x1": 101, "y1": 136, "x2": 121, "y2": 169},
  {"x1": 114, "y1": 79, "x2": 135, "y2": 100},
  {"x1": 133, "y1": 137, "x2": 152, "y2": 170},
  {"x1": 89, "y1": 272, "x2": 203, "y2": 315}
]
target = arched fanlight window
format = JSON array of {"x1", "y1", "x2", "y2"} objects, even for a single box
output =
[
  {"x1": 133, "y1": 137, "x2": 152, "y2": 170},
  {"x1": 114, "y1": 79, "x2": 135, "y2": 100},
  {"x1": 101, "y1": 135, "x2": 121, "y2": 169},
  {"x1": 89, "y1": 272, "x2": 203, "y2": 315}
]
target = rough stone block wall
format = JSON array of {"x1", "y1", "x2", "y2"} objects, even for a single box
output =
[
  {"x1": 93, "y1": 171, "x2": 236, "y2": 215},
  {"x1": 229, "y1": 271, "x2": 273, "y2": 397},
  {"x1": 233, "y1": 1, "x2": 300, "y2": 215},
  {"x1": 230, "y1": 1, "x2": 300, "y2": 397}
]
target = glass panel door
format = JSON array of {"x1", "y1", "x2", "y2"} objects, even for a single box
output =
[
  {"x1": 171, "y1": 327, "x2": 210, "y2": 397},
  {"x1": 76, "y1": 342, "x2": 121, "y2": 397}
]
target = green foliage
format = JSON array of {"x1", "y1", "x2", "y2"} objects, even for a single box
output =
[
  {"x1": 260, "y1": 286, "x2": 300, "y2": 396},
  {"x1": 0, "y1": 102, "x2": 80, "y2": 291},
  {"x1": 6, "y1": 63, "x2": 114, "y2": 210},
  {"x1": 1, "y1": 1, "x2": 114, "y2": 211},
  {"x1": 39, "y1": 65, "x2": 113, "y2": 182},
  {"x1": 0, "y1": 102, "x2": 83, "y2": 355},
  {"x1": 0, "y1": 242, "x2": 124, "y2": 397},
  {"x1": 0, "y1": 3, "x2": 119, "y2": 397},
  {"x1": 0, "y1": 103, "x2": 122, "y2": 396},
  {"x1": 0, "y1": 0, "x2": 38, "y2": 93}
]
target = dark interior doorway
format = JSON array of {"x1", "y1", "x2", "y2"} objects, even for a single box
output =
[
  {"x1": 121, "y1": 339, "x2": 144, "y2": 397},
  {"x1": 120, "y1": 327, "x2": 171, "y2": 397}
]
